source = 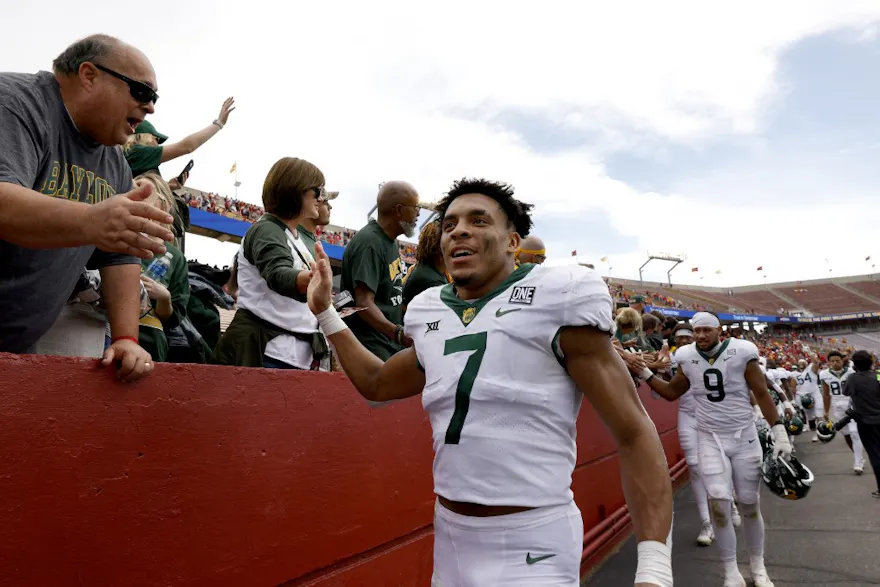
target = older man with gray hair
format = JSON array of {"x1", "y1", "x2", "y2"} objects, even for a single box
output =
[{"x1": 0, "y1": 34, "x2": 173, "y2": 382}]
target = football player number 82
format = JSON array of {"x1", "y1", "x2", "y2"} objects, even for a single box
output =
[
  {"x1": 703, "y1": 368, "x2": 726, "y2": 402},
  {"x1": 443, "y1": 332, "x2": 488, "y2": 444}
]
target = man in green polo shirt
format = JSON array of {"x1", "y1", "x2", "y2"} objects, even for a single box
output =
[{"x1": 341, "y1": 181, "x2": 421, "y2": 361}]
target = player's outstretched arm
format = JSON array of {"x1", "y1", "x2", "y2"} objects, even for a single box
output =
[
  {"x1": 308, "y1": 243, "x2": 425, "y2": 403},
  {"x1": 559, "y1": 326, "x2": 673, "y2": 587},
  {"x1": 642, "y1": 366, "x2": 690, "y2": 401}
]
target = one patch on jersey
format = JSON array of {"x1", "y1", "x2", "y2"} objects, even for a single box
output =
[
  {"x1": 727, "y1": 348, "x2": 736, "y2": 355},
  {"x1": 462, "y1": 307, "x2": 476, "y2": 324},
  {"x1": 508, "y1": 286, "x2": 536, "y2": 305},
  {"x1": 425, "y1": 320, "x2": 440, "y2": 334}
]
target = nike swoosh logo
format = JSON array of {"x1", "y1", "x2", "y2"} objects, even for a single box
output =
[
  {"x1": 526, "y1": 553, "x2": 556, "y2": 565},
  {"x1": 496, "y1": 308, "x2": 521, "y2": 318},
  {"x1": 749, "y1": 439, "x2": 756, "y2": 443}
]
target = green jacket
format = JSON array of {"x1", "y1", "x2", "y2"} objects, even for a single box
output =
[{"x1": 212, "y1": 214, "x2": 324, "y2": 367}]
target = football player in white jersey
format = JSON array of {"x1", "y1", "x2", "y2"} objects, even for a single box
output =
[
  {"x1": 820, "y1": 350, "x2": 865, "y2": 474},
  {"x1": 790, "y1": 356, "x2": 822, "y2": 442},
  {"x1": 643, "y1": 313, "x2": 791, "y2": 587},
  {"x1": 305, "y1": 178, "x2": 674, "y2": 587},
  {"x1": 670, "y1": 323, "x2": 714, "y2": 547}
]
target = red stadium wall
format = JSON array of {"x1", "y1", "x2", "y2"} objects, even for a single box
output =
[{"x1": 0, "y1": 354, "x2": 683, "y2": 587}]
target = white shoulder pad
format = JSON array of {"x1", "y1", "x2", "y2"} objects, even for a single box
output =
[
  {"x1": 733, "y1": 339, "x2": 760, "y2": 363},
  {"x1": 542, "y1": 265, "x2": 614, "y2": 334}
]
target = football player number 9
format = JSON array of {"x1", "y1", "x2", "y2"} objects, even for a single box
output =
[{"x1": 703, "y1": 368, "x2": 726, "y2": 402}]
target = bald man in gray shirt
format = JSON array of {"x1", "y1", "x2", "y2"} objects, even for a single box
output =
[{"x1": 0, "y1": 34, "x2": 173, "y2": 382}]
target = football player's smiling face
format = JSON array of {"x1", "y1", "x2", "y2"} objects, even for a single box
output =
[{"x1": 441, "y1": 193, "x2": 517, "y2": 291}]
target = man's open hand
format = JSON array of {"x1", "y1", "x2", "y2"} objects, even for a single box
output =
[
  {"x1": 218, "y1": 97, "x2": 236, "y2": 124},
  {"x1": 84, "y1": 182, "x2": 174, "y2": 259},
  {"x1": 101, "y1": 338, "x2": 154, "y2": 383}
]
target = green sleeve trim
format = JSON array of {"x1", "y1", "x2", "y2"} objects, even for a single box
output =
[{"x1": 243, "y1": 221, "x2": 304, "y2": 300}]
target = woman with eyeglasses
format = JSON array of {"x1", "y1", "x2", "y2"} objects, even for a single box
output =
[{"x1": 212, "y1": 157, "x2": 331, "y2": 371}]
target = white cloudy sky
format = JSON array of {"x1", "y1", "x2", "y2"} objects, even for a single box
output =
[{"x1": 7, "y1": 1, "x2": 880, "y2": 286}]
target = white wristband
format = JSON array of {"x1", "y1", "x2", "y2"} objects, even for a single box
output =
[
  {"x1": 634, "y1": 540, "x2": 673, "y2": 587},
  {"x1": 640, "y1": 367, "x2": 654, "y2": 380},
  {"x1": 316, "y1": 306, "x2": 348, "y2": 336}
]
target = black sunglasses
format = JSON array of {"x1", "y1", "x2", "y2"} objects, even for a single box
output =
[{"x1": 93, "y1": 63, "x2": 159, "y2": 105}]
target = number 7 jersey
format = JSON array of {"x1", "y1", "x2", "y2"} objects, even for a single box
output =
[
  {"x1": 674, "y1": 338, "x2": 760, "y2": 433},
  {"x1": 403, "y1": 263, "x2": 615, "y2": 508}
]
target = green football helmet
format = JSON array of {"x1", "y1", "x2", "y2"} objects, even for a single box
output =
[
  {"x1": 762, "y1": 453, "x2": 814, "y2": 500},
  {"x1": 786, "y1": 414, "x2": 805, "y2": 436},
  {"x1": 800, "y1": 394, "x2": 815, "y2": 409},
  {"x1": 816, "y1": 420, "x2": 836, "y2": 443},
  {"x1": 757, "y1": 422, "x2": 773, "y2": 457}
]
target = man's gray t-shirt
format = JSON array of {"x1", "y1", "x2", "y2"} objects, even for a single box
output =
[{"x1": 0, "y1": 71, "x2": 137, "y2": 353}]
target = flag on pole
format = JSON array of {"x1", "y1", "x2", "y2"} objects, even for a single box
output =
[
  {"x1": 715, "y1": 269, "x2": 721, "y2": 274},
  {"x1": 867, "y1": 256, "x2": 872, "y2": 261},
  {"x1": 230, "y1": 162, "x2": 237, "y2": 174},
  {"x1": 756, "y1": 266, "x2": 763, "y2": 271},
  {"x1": 691, "y1": 267, "x2": 699, "y2": 272},
  {"x1": 571, "y1": 250, "x2": 577, "y2": 257},
  {"x1": 600, "y1": 256, "x2": 608, "y2": 262}
]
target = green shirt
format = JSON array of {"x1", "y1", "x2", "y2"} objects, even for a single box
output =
[
  {"x1": 297, "y1": 225, "x2": 318, "y2": 258},
  {"x1": 124, "y1": 144, "x2": 163, "y2": 177},
  {"x1": 403, "y1": 262, "x2": 447, "y2": 308},
  {"x1": 244, "y1": 214, "x2": 306, "y2": 301},
  {"x1": 139, "y1": 242, "x2": 190, "y2": 361},
  {"x1": 341, "y1": 219, "x2": 405, "y2": 361}
]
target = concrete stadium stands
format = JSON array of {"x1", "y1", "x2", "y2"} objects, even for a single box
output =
[
  {"x1": 840, "y1": 332, "x2": 880, "y2": 352},
  {"x1": 609, "y1": 274, "x2": 880, "y2": 317}
]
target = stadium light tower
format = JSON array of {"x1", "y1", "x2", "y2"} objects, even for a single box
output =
[{"x1": 639, "y1": 251, "x2": 686, "y2": 287}]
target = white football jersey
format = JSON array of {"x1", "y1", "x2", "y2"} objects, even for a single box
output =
[
  {"x1": 819, "y1": 368, "x2": 854, "y2": 409},
  {"x1": 792, "y1": 366, "x2": 820, "y2": 396},
  {"x1": 671, "y1": 349, "x2": 697, "y2": 416},
  {"x1": 403, "y1": 263, "x2": 615, "y2": 507},
  {"x1": 675, "y1": 338, "x2": 761, "y2": 433},
  {"x1": 767, "y1": 368, "x2": 791, "y2": 388}
]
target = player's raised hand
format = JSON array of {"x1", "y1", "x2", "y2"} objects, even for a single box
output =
[
  {"x1": 307, "y1": 241, "x2": 333, "y2": 315},
  {"x1": 83, "y1": 182, "x2": 174, "y2": 259}
]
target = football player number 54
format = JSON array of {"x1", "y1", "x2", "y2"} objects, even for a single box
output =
[
  {"x1": 443, "y1": 332, "x2": 488, "y2": 444},
  {"x1": 703, "y1": 368, "x2": 726, "y2": 402}
]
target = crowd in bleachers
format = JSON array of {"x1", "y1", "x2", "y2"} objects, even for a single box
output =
[
  {"x1": 606, "y1": 281, "x2": 711, "y2": 313},
  {"x1": 186, "y1": 187, "x2": 419, "y2": 264},
  {"x1": 184, "y1": 189, "x2": 265, "y2": 223},
  {"x1": 607, "y1": 278, "x2": 880, "y2": 318}
]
